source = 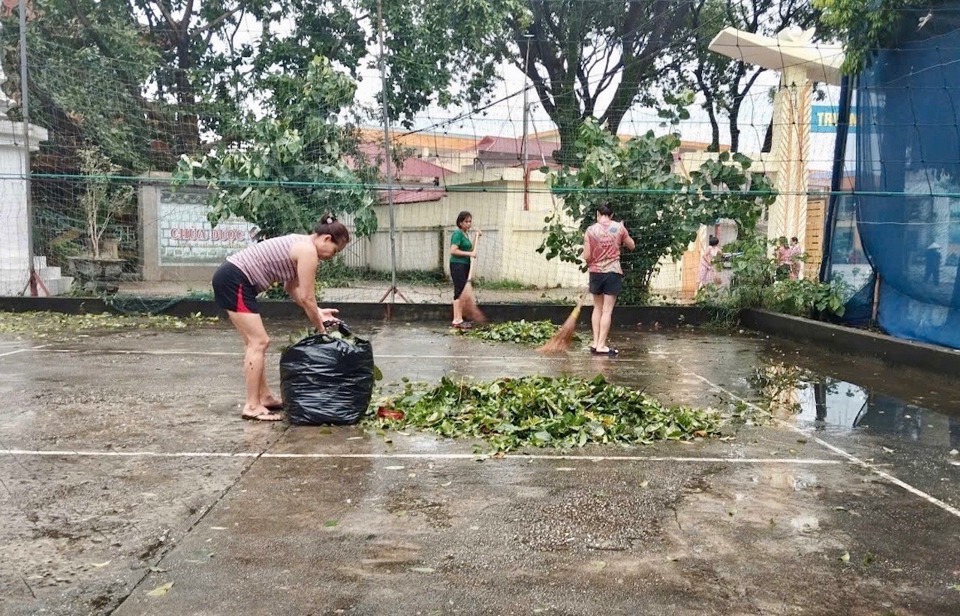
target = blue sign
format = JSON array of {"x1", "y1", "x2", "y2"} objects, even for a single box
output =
[{"x1": 811, "y1": 105, "x2": 858, "y2": 133}]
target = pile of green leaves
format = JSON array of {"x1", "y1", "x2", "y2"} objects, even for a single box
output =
[
  {"x1": 461, "y1": 320, "x2": 568, "y2": 346},
  {"x1": 0, "y1": 311, "x2": 218, "y2": 338},
  {"x1": 366, "y1": 375, "x2": 721, "y2": 452}
]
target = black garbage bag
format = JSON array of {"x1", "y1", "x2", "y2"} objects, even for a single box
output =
[{"x1": 279, "y1": 322, "x2": 374, "y2": 426}]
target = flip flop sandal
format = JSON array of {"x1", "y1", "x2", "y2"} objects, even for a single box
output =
[
  {"x1": 242, "y1": 410, "x2": 284, "y2": 422},
  {"x1": 591, "y1": 348, "x2": 619, "y2": 356}
]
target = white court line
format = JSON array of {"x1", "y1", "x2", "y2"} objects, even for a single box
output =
[
  {"x1": 0, "y1": 345, "x2": 48, "y2": 358},
  {"x1": 680, "y1": 368, "x2": 960, "y2": 519},
  {"x1": 0, "y1": 448, "x2": 844, "y2": 464},
  {"x1": 42, "y1": 348, "x2": 240, "y2": 357},
  {"x1": 0, "y1": 348, "x2": 31, "y2": 358},
  {"x1": 34, "y1": 348, "x2": 663, "y2": 362}
]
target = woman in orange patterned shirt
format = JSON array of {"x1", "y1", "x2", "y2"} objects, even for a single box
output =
[{"x1": 583, "y1": 203, "x2": 635, "y2": 356}]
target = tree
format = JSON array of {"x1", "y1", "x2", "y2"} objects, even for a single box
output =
[
  {"x1": 175, "y1": 57, "x2": 378, "y2": 239},
  {"x1": 0, "y1": 0, "x2": 529, "y2": 168},
  {"x1": 538, "y1": 94, "x2": 775, "y2": 303},
  {"x1": 682, "y1": 0, "x2": 825, "y2": 152},
  {"x1": 503, "y1": 0, "x2": 694, "y2": 164},
  {"x1": 0, "y1": 0, "x2": 160, "y2": 172},
  {"x1": 814, "y1": 0, "x2": 931, "y2": 73},
  {"x1": 374, "y1": 0, "x2": 525, "y2": 124}
]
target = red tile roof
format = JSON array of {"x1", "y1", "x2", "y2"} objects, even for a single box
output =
[
  {"x1": 378, "y1": 188, "x2": 446, "y2": 204},
  {"x1": 356, "y1": 143, "x2": 450, "y2": 179},
  {"x1": 475, "y1": 135, "x2": 559, "y2": 159}
]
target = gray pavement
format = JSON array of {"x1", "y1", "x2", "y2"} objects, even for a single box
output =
[{"x1": 1, "y1": 319, "x2": 959, "y2": 615}]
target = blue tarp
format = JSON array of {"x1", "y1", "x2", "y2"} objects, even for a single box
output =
[{"x1": 843, "y1": 8, "x2": 960, "y2": 349}]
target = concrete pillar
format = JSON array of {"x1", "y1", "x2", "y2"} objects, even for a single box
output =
[
  {"x1": 0, "y1": 119, "x2": 48, "y2": 295},
  {"x1": 768, "y1": 64, "x2": 812, "y2": 249}
]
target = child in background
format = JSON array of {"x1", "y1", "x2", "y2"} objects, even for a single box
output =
[{"x1": 698, "y1": 235, "x2": 723, "y2": 289}]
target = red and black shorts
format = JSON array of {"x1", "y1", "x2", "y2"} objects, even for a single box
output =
[{"x1": 212, "y1": 262, "x2": 260, "y2": 314}]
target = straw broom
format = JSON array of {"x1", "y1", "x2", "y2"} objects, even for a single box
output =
[
  {"x1": 537, "y1": 292, "x2": 587, "y2": 354},
  {"x1": 460, "y1": 232, "x2": 487, "y2": 325}
]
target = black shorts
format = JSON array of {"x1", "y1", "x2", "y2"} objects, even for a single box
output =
[
  {"x1": 589, "y1": 272, "x2": 623, "y2": 296},
  {"x1": 450, "y1": 261, "x2": 470, "y2": 300},
  {"x1": 212, "y1": 262, "x2": 260, "y2": 314}
]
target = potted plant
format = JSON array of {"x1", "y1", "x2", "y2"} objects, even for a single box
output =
[{"x1": 67, "y1": 146, "x2": 134, "y2": 292}]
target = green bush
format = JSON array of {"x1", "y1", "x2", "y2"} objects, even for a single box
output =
[{"x1": 696, "y1": 234, "x2": 850, "y2": 322}]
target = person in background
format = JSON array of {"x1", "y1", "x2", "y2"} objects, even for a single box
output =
[
  {"x1": 449, "y1": 210, "x2": 482, "y2": 329},
  {"x1": 775, "y1": 237, "x2": 792, "y2": 281},
  {"x1": 924, "y1": 242, "x2": 942, "y2": 285},
  {"x1": 583, "y1": 203, "x2": 635, "y2": 356},
  {"x1": 698, "y1": 235, "x2": 723, "y2": 289},
  {"x1": 212, "y1": 215, "x2": 348, "y2": 421},
  {"x1": 788, "y1": 236, "x2": 803, "y2": 280}
]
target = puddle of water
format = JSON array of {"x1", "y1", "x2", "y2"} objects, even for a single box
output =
[{"x1": 791, "y1": 376, "x2": 960, "y2": 447}]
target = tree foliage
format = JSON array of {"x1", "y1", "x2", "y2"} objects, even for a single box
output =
[
  {"x1": 0, "y1": 0, "x2": 160, "y2": 172},
  {"x1": 76, "y1": 146, "x2": 136, "y2": 259},
  {"x1": 3, "y1": 0, "x2": 844, "y2": 179},
  {"x1": 682, "y1": 0, "x2": 826, "y2": 152},
  {"x1": 696, "y1": 233, "x2": 850, "y2": 322},
  {"x1": 814, "y1": 0, "x2": 938, "y2": 74},
  {"x1": 376, "y1": 0, "x2": 525, "y2": 124},
  {"x1": 0, "y1": 0, "x2": 527, "y2": 171},
  {"x1": 502, "y1": 0, "x2": 693, "y2": 164},
  {"x1": 175, "y1": 57, "x2": 377, "y2": 239},
  {"x1": 538, "y1": 93, "x2": 776, "y2": 304}
]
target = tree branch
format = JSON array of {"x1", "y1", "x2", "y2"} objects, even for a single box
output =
[{"x1": 196, "y1": 6, "x2": 245, "y2": 36}]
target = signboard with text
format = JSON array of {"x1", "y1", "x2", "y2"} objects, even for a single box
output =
[
  {"x1": 811, "y1": 105, "x2": 858, "y2": 133},
  {"x1": 157, "y1": 189, "x2": 257, "y2": 266}
]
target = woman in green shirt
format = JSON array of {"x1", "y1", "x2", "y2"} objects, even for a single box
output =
[{"x1": 450, "y1": 210, "x2": 481, "y2": 328}]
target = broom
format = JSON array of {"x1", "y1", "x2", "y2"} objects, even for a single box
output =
[
  {"x1": 460, "y1": 232, "x2": 487, "y2": 325},
  {"x1": 537, "y1": 292, "x2": 587, "y2": 354}
]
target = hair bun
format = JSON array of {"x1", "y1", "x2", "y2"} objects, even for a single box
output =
[{"x1": 324, "y1": 215, "x2": 336, "y2": 224}]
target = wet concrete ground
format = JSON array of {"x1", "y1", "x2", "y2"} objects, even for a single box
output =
[{"x1": 1, "y1": 319, "x2": 959, "y2": 615}]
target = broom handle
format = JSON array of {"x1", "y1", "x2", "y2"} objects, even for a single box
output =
[{"x1": 468, "y1": 231, "x2": 481, "y2": 282}]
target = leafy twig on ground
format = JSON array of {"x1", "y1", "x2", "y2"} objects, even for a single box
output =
[
  {"x1": 458, "y1": 320, "x2": 578, "y2": 346},
  {"x1": 0, "y1": 311, "x2": 218, "y2": 338},
  {"x1": 365, "y1": 375, "x2": 721, "y2": 452}
]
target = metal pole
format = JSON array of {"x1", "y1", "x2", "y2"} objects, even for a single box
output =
[
  {"x1": 520, "y1": 33, "x2": 533, "y2": 211},
  {"x1": 18, "y1": 0, "x2": 36, "y2": 296},
  {"x1": 377, "y1": 0, "x2": 397, "y2": 305},
  {"x1": 819, "y1": 74, "x2": 852, "y2": 283},
  {"x1": 520, "y1": 34, "x2": 532, "y2": 166}
]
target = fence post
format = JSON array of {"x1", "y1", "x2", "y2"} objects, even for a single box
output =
[{"x1": 18, "y1": 0, "x2": 38, "y2": 296}]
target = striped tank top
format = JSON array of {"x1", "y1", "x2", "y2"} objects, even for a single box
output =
[{"x1": 226, "y1": 234, "x2": 311, "y2": 292}]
